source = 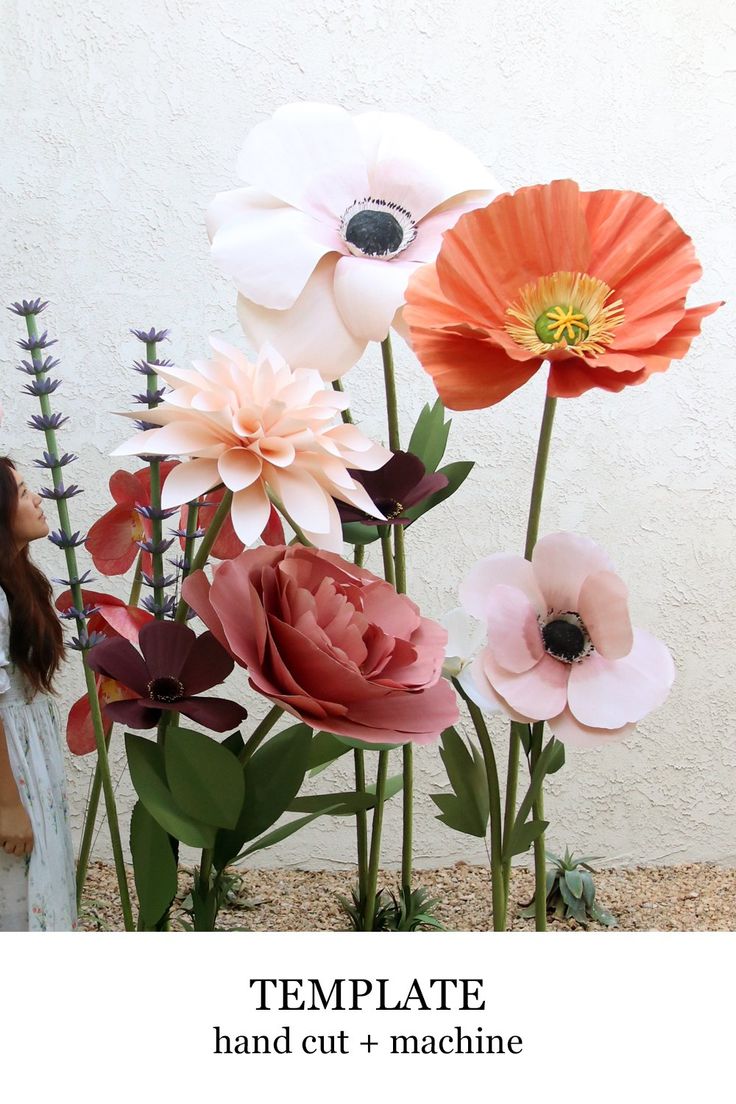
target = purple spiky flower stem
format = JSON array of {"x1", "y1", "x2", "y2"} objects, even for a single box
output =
[
  {"x1": 131, "y1": 329, "x2": 171, "y2": 622},
  {"x1": 17, "y1": 307, "x2": 134, "y2": 931}
]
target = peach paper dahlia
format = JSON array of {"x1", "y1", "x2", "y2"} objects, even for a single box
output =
[
  {"x1": 404, "y1": 179, "x2": 722, "y2": 409},
  {"x1": 113, "y1": 339, "x2": 390, "y2": 551}
]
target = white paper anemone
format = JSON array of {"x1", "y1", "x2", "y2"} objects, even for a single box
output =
[
  {"x1": 207, "y1": 102, "x2": 499, "y2": 379},
  {"x1": 112, "y1": 338, "x2": 391, "y2": 552}
]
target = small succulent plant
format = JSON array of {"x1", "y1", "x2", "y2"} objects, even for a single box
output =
[
  {"x1": 338, "y1": 884, "x2": 444, "y2": 932},
  {"x1": 521, "y1": 848, "x2": 617, "y2": 928}
]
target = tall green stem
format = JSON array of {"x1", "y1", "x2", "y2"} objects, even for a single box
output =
[
  {"x1": 23, "y1": 313, "x2": 133, "y2": 930},
  {"x1": 363, "y1": 749, "x2": 389, "y2": 930},
  {"x1": 379, "y1": 335, "x2": 415, "y2": 905},
  {"x1": 502, "y1": 393, "x2": 557, "y2": 926},
  {"x1": 76, "y1": 552, "x2": 144, "y2": 904},
  {"x1": 454, "y1": 680, "x2": 506, "y2": 930},
  {"x1": 530, "y1": 721, "x2": 547, "y2": 931}
]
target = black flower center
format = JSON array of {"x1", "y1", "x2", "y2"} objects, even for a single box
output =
[
  {"x1": 376, "y1": 497, "x2": 405, "y2": 520},
  {"x1": 340, "y1": 198, "x2": 417, "y2": 260},
  {"x1": 147, "y1": 675, "x2": 185, "y2": 702},
  {"x1": 345, "y1": 210, "x2": 404, "y2": 256},
  {"x1": 542, "y1": 618, "x2": 587, "y2": 663}
]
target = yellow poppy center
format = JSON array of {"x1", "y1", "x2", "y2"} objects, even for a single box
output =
[{"x1": 506, "y1": 272, "x2": 624, "y2": 358}]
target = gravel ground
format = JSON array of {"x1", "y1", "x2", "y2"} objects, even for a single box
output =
[{"x1": 78, "y1": 861, "x2": 736, "y2": 931}]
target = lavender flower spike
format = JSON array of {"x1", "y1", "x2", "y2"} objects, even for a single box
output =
[
  {"x1": 40, "y1": 483, "x2": 83, "y2": 501},
  {"x1": 28, "y1": 412, "x2": 68, "y2": 431},
  {"x1": 17, "y1": 330, "x2": 57, "y2": 352},
  {"x1": 22, "y1": 377, "x2": 62, "y2": 397},
  {"x1": 8, "y1": 298, "x2": 49, "y2": 316},
  {"x1": 130, "y1": 327, "x2": 170, "y2": 344}
]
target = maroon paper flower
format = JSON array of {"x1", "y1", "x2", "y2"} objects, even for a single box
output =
[
  {"x1": 86, "y1": 620, "x2": 247, "y2": 731},
  {"x1": 337, "y1": 450, "x2": 448, "y2": 527}
]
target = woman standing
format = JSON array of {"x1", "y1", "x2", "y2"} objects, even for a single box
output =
[{"x1": 0, "y1": 457, "x2": 76, "y2": 930}]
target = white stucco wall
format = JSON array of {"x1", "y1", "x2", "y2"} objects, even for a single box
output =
[{"x1": 1, "y1": 0, "x2": 734, "y2": 870}]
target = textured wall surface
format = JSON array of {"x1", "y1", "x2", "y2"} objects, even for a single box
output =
[{"x1": 1, "y1": 0, "x2": 734, "y2": 870}]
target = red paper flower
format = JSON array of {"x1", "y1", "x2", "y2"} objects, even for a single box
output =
[
  {"x1": 56, "y1": 590, "x2": 154, "y2": 754},
  {"x1": 86, "y1": 465, "x2": 256, "y2": 577},
  {"x1": 86, "y1": 620, "x2": 248, "y2": 731}
]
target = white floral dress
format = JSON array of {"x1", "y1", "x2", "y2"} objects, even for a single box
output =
[{"x1": 0, "y1": 588, "x2": 77, "y2": 931}]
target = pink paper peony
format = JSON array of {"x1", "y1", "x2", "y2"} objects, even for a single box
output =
[
  {"x1": 207, "y1": 102, "x2": 499, "y2": 378},
  {"x1": 112, "y1": 338, "x2": 390, "y2": 552},
  {"x1": 459, "y1": 532, "x2": 674, "y2": 747},
  {"x1": 182, "y1": 545, "x2": 459, "y2": 744}
]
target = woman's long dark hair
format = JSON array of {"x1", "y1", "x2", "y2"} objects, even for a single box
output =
[{"x1": 0, "y1": 457, "x2": 64, "y2": 694}]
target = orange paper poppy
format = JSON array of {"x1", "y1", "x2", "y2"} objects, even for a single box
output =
[{"x1": 404, "y1": 179, "x2": 721, "y2": 409}]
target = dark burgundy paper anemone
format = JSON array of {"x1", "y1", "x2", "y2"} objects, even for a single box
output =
[
  {"x1": 86, "y1": 620, "x2": 248, "y2": 731},
  {"x1": 337, "y1": 450, "x2": 448, "y2": 527}
]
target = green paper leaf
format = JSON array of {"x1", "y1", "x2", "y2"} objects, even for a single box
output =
[
  {"x1": 544, "y1": 738, "x2": 566, "y2": 775},
  {"x1": 289, "y1": 791, "x2": 377, "y2": 815},
  {"x1": 408, "y1": 398, "x2": 451, "y2": 472},
  {"x1": 506, "y1": 818, "x2": 549, "y2": 858},
  {"x1": 213, "y1": 722, "x2": 312, "y2": 869},
  {"x1": 237, "y1": 812, "x2": 323, "y2": 860},
  {"x1": 308, "y1": 731, "x2": 352, "y2": 776},
  {"x1": 366, "y1": 772, "x2": 403, "y2": 802},
  {"x1": 129, "y1": 800, "x2": 178, "y2": 929},
  {"x1": 125, "y1": 732, "x2": 215, "y2": 848},
  {"x1": 340, "y1": 521, "x2": 382, "y2": 546},
  {"x1": 333, "y1": 732, "x2": 402, "y2": 752},
  {"x1": 431, "y1": 726, "x2": 489, "y2": 838},
  {"x1": 164, "y1": 726, "x2": 245, "y2": 830}
]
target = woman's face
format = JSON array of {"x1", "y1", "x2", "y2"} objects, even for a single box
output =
[{"x1": 11, "y1": 469, "x2": 49, "y2": 548}]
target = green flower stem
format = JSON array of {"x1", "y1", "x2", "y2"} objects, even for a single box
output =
[
  {"x1": 75, "y1": 551, "x2": 144, "y2": 904},
  {"x1": 145, "y1": 340, "x2": 165, "y2": 619},
  {"x1": 379, "y1": 528, "x2": 395, "y2": 586},
  {"x1": 351, "y1": 542, "x2": 369, "y2": 906},
  {"x1": 530, "y1": 721, "x2": 547, "y2": 931},
  {"x1": 174, "y1": 490, "x2": 233, "y2": 623},
  {"x1": 238, "y1": 704, "x2": 284, "y2": 766},
  {"x1": 454, "y1": 679, "x2": 506, "y2": 930},
  {"x1": 332, "y1": 378, "x2": 354, "y2": 425},
  {"x1": 23, "y1": 314, "x2": 133, "y2": 930},
  {"x1": 354, "y1": 749, "x2": 369, "y2": 905},
  {"x1": 502, "y1": 722, "x2": 526, "y2": 899},
  {"x1": 363, "y1": 748, "x2": 389, "y2": 930},
  {"x1": 380, "y1": 335, "x2": 401, "y2": 451},
  {"x1": 181, "y1": 499, "x2": 200, "y2": 583},
  {"x1": 502, "y1": 394, "x2": 557, "y2": 923},
  {"x1": 380, "y1": 335, "x2": 415, "y2": 907}
]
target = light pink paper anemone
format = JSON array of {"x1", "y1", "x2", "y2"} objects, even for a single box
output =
[
  {"x1": 182, "y1": 545, "x2": 459, "y2": 745},
  {"x1": 207, "y1": 102, "x2": 499, "y2": 379},
  {"x1": 112, "y1": 338, "x2": 390, "y2": 552},
  {"x1": 459, "y1": 532, "x2": 675, "y2": 748}
]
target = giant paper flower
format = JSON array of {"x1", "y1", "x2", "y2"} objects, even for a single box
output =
[
  {"x1": 87, "y1": 464, "x2": 248, "y2": 575},
  {"x1": 86, "y1": 619, "x2": 248, "y2": 731},
  {"x1": 404, "y1": 179, "x2": 722, "y2": 409},
  {"x1": 181, "y1": 545, "x2": 459, "y2": 745},
  {"x1": 207, "y1": 102, "x2": 499, "y2": 378},
  {"x1": 56, "y1": 590, "x2": 154, "y2": 754},
  {"x1": 112, "y1": 339, "x2": 391, "y2": 551},
  {"x1": 459, "y1": 533, "x2": 674, "y2": 747}
]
